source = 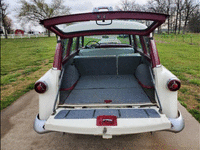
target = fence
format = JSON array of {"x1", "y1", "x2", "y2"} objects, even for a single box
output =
[{"x1": 0, "y1": 33, "x2": 56, "y2": 39}]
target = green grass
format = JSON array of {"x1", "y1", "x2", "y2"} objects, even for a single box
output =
[
  {"x1": 1, "y1": 83, "x2": 35, "y2": 110},
  {"x1": 179, "y1": 87, "x2": 189, "y2": 94},
  {"x1": 1, "y1": 37, "x2": 56, "y2": 76},
  {"x1": 180, "y1": 101, "x2": 187, "y2": 108},
  {"x1": 1, "y1": 73, "x2": 22, "y2": 85},
  {"x1": 154, "y1": 34, "x2": 200, "y2": 85},
  {"x1": 189, "y1": 109, "x2": 200, "y2": 123},
  {"x1": 1, "y1": 37, "x2": 56, "y2": 109},
  {"x1": 117, "y1": 37, "x2": 130, "y2": 44},
  {"x1": 188, "y1": 79, "x2": 200, "y2": 86},
  {"x1": 22, "y1": 66, "x2": 42, "y2": 75},
  {"x1": 1, "y1": 66, "x2": 42, "y2": 86},
  {"x1": 84, "y1": 37, "x2": 101, "y2": 45}
]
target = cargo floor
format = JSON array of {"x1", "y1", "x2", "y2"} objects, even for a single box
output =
[{"x1": 64, "y1": 75, "x2": 151, "y2": 104}]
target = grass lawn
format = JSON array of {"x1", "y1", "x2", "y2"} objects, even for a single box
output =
[
  {"x1": 1, "y1": 34, "x2": 199, "y2": 122},
  {"x1": 1, "y1": 37, "x2": 57, "y2": 109}
]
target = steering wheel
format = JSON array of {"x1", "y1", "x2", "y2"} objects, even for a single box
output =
[{"x1": 85, "y1": 41, "x2": 100, "y2": 49}]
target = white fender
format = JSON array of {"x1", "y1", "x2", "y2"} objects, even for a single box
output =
[
  {"x1": 37, "y1": 68, "x2": 61, "y2": 120},
  {"x1": 153, "y1": 65, "x2": 178, "y2": 118}
]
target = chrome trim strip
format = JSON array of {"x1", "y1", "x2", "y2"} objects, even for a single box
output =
[{"x1": 58, "y1": 103, "x2": 157, "y2": 108}]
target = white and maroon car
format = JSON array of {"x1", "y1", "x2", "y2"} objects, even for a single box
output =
[{"x1": 34, "y1": 7, "x2": 184, "y2": 139}]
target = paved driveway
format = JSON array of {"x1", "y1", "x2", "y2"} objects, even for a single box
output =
[{"x1": 1, "y1": 90, "x2": 199, "y2": 150}]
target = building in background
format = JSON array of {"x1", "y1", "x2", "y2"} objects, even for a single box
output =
[{"x1": 15, "y1": 29, "x2": 24, "y2": 35}]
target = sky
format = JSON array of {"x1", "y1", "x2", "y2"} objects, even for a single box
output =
[{"x1": 6, "y1": 0, "x2": 148, "y2": 32}]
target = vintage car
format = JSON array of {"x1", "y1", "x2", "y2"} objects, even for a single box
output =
[{"x1": 34, "y1": 7, "x2": 184, "y2": 139}]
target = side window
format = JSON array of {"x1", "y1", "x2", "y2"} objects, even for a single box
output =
[
  {"x1": 135, "y1": 35, "x2": 143, "y2": 52},
  {"x1": 143, "y1": 36, "x2": 150, "y2": 56},
  {"x1": 79, "y1": 37, "x2": 83, "y2": 48},
  {"x1": 70, "y1": 37, "x2": 76, "y2": 54},
  {"x1": 62, "y1": 39, "x2": 69, "y2": 59}
]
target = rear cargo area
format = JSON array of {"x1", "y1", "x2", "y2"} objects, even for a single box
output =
[
  {"x1": 60, "y1": 53, "x2": 155, "y2": 105},
  {"x1": 64, "y1": 75, "x2": 151, "y2": 104}
]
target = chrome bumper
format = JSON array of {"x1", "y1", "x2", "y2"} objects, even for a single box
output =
[
  {"x1": 168, "y1": 111, "x2": 185, "y2": 133},
  {"x1": 33, "y1": 114, "x2": 50, "y2": 134}
]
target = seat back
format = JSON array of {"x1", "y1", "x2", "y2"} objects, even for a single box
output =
[
  {"x1": 118, "y1": 53, "x2": 141, "y2": 75},
  {"x1": 74, "y1": 55, "x2": 117, "y2": 75}
]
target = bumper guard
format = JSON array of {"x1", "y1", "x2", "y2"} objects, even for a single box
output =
[
  {"x1": 168, "y1": 111, "x2": 185, "y2": 133},
  {"x1": 33, "y1": 114, "x2": 50, "y2": 134}
]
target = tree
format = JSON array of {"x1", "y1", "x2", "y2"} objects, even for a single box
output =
[
  {"x1": 0, "y1": 0, "x2": 10, "y2": 39},
  {"x1": 188, "y1": 10, "x2": 200, "y2": 33},
  {"x1": 17, "y1": 0, "x2": 71, "y2": 37},
  {"x1": 4, "y1": 16, "x2": 13, "y2": 34},
  {"x1": 115, "y1": 0, "x2": 146, "y2": 11},
  {"x1": 116, "y1": 0, "x2": 136, "y2": 11},
  {"x1": 182, "y1": 0, "x2": 199, "y2": 34},
  {"x1": 147, "y1": 0, "x2": 168, "y2": 34}
]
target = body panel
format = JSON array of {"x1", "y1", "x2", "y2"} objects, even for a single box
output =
[
  {"x1": 153, "y1": 65, "x2": 178, "y2": 118},
  {"x1": 38, "y1": 69, "x2": 61, "y2": 120}
]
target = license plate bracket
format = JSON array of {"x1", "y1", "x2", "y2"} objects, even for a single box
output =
[{"x1": 96, "y1": 115, "x2": 117, "y2": 126}]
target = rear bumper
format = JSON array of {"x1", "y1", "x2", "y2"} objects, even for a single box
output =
[
  {"x1": 33, "y1": 110, "x2": 184, "y2": 135},
  {"x1": 167, "y1": 111, "x2": 185, "y2": 133},
  {"x1": 33, "y1": 115, "x2": 50, "y2": 134}
]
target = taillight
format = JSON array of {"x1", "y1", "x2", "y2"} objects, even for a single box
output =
[
  {"x1": 167, "y1": 79, "x2": 181, "y2": 91},
  {"x1": 34, "y1": 81, "x2": 48, "y2": 94}
]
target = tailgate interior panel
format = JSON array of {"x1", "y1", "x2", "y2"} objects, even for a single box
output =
[{"x1": 54, "y1": 109, "x2": 160, "y2": 119}]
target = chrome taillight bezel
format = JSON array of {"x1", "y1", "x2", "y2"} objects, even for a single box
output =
[
  {"x1": 34, "y1": 81, "x2": 48, "y2": 94},
  {"x1": 167, "y1": 78, "x2": 181, "y2": 91}
]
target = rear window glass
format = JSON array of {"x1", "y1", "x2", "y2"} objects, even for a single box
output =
[
  {"x1": 117, "y1": 35, "x2": 129, "y2": 44},
  {"x1": 83, "y1": 35, "x2": 130, "y2": 45},
  {"x1": 56, "y1": 20, "x2": 153, "y2": 33}
]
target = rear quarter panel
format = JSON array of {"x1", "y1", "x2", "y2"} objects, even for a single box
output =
[
  {"x1": 153, "y1": 65, "x2": 179, "y2": 118},
  {"x1": 37, "y1": 69, "x2": 61, "y2": 120}
]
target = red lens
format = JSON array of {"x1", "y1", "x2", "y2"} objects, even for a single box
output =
[
  {"x1": 34, "y1": 82, "x2": 47, "y2": 93},
  {"x1": 167, "y1": 79, "x2": 181, "y2": 91}
]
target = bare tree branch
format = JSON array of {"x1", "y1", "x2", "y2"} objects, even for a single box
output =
[
  {"x1": 1, "y1": 0, "x2": 13, "y2": 38},
  {"x1": 16, "y1": 0, "x2": 71, "y2": 36}
]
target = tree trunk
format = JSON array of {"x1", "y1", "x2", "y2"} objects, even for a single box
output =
[
  {"x1": 4, "y1": 29, "x2": 8, "y2": 39},
  {"x1": 183, "y1": 10, "x2": 190, "y2": 34},
  {"x1": 174, "y1": 12, "x2": 178, "y2": 34},
  {"x1": 168, "y1": 17, "x2": 170, "y2": 34},
  {"x1": 158, "y1": 26, "x2": 161, "y2": 34},
  {"x1": 183, "y1": 0, "x2": 190, "y2": 34},
  {"x1": 167, "y1": 0, "x2": 170, "y2": 34},
  {"x1": 178, "y1": 11, "x2": 182, "y2": 34},
  {"x1": 48, "y1": 30, "x2": 51, "y2": 37}
]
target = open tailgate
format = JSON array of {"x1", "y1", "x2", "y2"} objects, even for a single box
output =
[{"x1": 45, "y1": 107, "x2": 171, "y2": 138}]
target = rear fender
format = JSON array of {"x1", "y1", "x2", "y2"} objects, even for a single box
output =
[
  {"x1": 153, "y1": 65, "x2": 179, "y2": 118},
  {"x1": 36, "y1": 68, "x2": 61, "y2": 120}
]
